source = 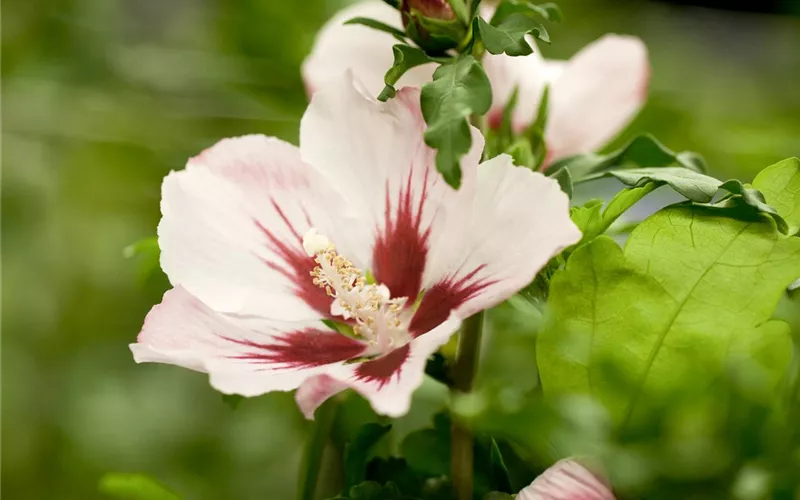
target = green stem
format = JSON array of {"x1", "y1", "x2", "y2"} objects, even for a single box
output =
[
  {"x1": 298, "y1": 400, "x2": 338, "y2": 500},
  {"x1": 450, "y1": 311, "x2": 485, "y2": 500}
]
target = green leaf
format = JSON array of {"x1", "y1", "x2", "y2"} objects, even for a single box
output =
[
  {"x1": 365, "y1": 457, "x2": 424, "y2": 498},
  {"x1": 99, "y1": 473, "x2": 181, "y2": 500},
  {"x1": 483, "y1": 493, "x2": 514, "y2": 500},
  {"x1": 538, "y1": 206, "x2": 800, "y2": 426},
  {"x1": 752, "y1": 157, "x2": 800, "y2": 235},
  {"x1": 549, "y1": 134, "x2": 707, "y2": 183},
  {"x1": 550, "y1": 164, "x2": 573, "y2": 198},
  {"x1": 379, "y1": 45, "x2": 434, "y2": 101},
  {"x1": 476, "y1": 14, "x2": 549, "y2": 56},
  {"x1": 491, "y1": 0, "x2": 560, "y2": 24},
  {"x1": 401, "y1": 428, "x2": 450, "y2": 478},
  {"x1": 344, "y1": 423, "x2": 392, "y2": 489},
  {"x1": 570, "y1": 183, "x2": 657, "y2": 246},
  {"x1": 603, "y1": 167, "x2": 789, "y2": 233},
  {"x1": 505, "y1": 139, "x2": 535, "y2": 169},
  {"x1": 470, "y1": 0, "x2": 484, "y2": 20},
  {"x1": 421, "y1": 56, "x2": 492, "y2": 188},
  {"x1": 608, "y1": 167, "x2": 720, "y2": 202},
  {"x1": 450, "y1": 0, "x2": 470, "y2": 24},
  {"x1": 488, "y1": 439, "x2": 513, "y2": 493},
  {"x1": 343, "y1": 481, "x2": 408, "y2": 500},
  {"x1": 400, "y1": 413, "x2": 494, "y2": 496},
  {"x1": 528, "y1": 2, "x2": 563, "y2": 22},
  {"x1": 490, "y1": 85, "x2": 518, "y2": 154},
  {"x1": 716, "y1": 179, "x2": 788, "y2": 234},
  {"x1": 345, "y1": 17, "x2": 408, "y2": 42}
]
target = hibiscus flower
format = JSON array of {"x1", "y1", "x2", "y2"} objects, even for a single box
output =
[
  {"x1": 302, "y1": 0, "x2": 649, "y2": 165},
  {"x1": 130, "y1": 74, "x2": 580, "y2": 418},
  {"x1": 518, "y1": 459, "x2": 614, "y2": 499}
]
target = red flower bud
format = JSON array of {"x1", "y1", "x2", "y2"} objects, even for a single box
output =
[
  {"x1": 401, "y1": 0, "x2": 457, "y2": 22},
  {"x1": 400, "y1": 0, "x2": 465, "y2": 53}
]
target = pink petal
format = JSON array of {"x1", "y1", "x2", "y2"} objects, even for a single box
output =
[
  {"x1": 131, "y1": 287, "x2": 368, "y2": 397},
  {"x1": 302, "y1": 1, "x2": 436, "y2": 97},
  {"x1": 546, "y1": 35, "x2": 649, "y2": 160},
  {"x1": 483, "y1": 46, "x2": 548, "y2": 132},
  {"x1": 418, "y1": 155, "x2": 580, "y2": 328},
  {"x1": 300, "y1": 74, "x2": 483, "y2": 302},
  {"x1": 517, "y1": 459, "x2": 614, "y2": 500},
  {"x1": 295, "y1": 375, "x2": 348, "y2": 419},
  {"x1": 159, "y1": 135, "x2": 369, "y2": 321},
  {"x1": 329, "y1": 314, "x2": 462, "y2": 417}
]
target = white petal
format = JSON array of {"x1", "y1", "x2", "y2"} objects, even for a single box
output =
[
  {"x1": 546, "y1": 35, "x2": 649, "y2": 159},
  {"x1": 413, "y1": 155, "x2": 580, "y2": 331},
  {"x1": 302, "y1": 1, "x2": 436, "y2": 97},
  {"x1": 542, "y1": 59, "x2": 567, "y2": 83},
  {"x1": 329, "y1": 314, "x2": 462, "y2": 417},
  {"x1": 295, "y1": 374, "x2": 348, "y2": 419},
  {"x1": 131, "y1": 287, "x2": 370, "y2": 398},
  {"x1": 159, "y1": 135, "x2": 369, "y2": 321},
  {"x1": 300, "y1": 73, "x2": 482, "y2": 302},
  {"x1": 517, "y1": 459, "x2": 614, "y2": 500}
]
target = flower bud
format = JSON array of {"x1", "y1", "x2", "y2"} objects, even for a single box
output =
[{"x1": 400, "y1": 0, "x2": 466, "y2": 53}]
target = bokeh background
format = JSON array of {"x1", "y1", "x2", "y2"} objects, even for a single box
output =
[{"x1": 3, "y1": 0, "x2": 800, "y2": 498}]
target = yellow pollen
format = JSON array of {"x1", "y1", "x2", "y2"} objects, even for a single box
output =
[{"x1": 304, "y1": 228, "x2": 411, "y2": 349}]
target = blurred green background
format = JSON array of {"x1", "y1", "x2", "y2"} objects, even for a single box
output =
[{"x1": 3, "y1": 0, "x2": 800, "y2": 498}]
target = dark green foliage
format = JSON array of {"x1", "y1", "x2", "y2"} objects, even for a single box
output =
[{"x1": 421, "y1": 56, "x2": 492, "y2": 187}]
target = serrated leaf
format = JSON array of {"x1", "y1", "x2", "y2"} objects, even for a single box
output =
[
  {"x1": 345, "y1": 17, "x2": 408, "y2": 42},
  {"x1": 752, "y1": 157, "x2": 800, "y2": 235},
  {"x1": 99, "y1": 473, "x2": 181, "y2": 500},
  {"x1": 476, "y1": 14, "x2": 549, "y2": 56},
  {"x1": 538, "y1": 207, "x2": 800, "y2": 426},
  {"x1": 379, "y1": 45, "x2": 434, "y2": 101},
  {"x1": 488, "y1": 439, "x2": 513, "y2": 493},
  {"x1": 421, "y1": 56, "x2": 492, "y2": 188},
  {"x1": 549, "y1": 134, "x2": 707, "y2": 182},
  {"x1": 344, "y1": 423, "x2": 392, "y2": 489},
  {"x1": 603, "y1": 167, "x2": 789, "y2": 233}
]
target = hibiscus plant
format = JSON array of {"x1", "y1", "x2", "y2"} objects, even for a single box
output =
[{"x1": 110, "y1": 0, "x2": 800, "y2": 499}]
